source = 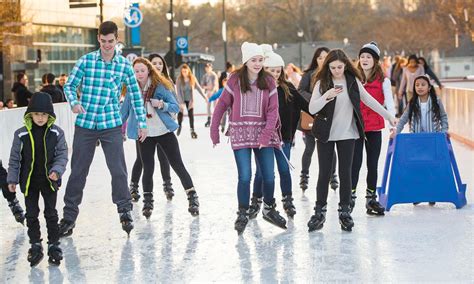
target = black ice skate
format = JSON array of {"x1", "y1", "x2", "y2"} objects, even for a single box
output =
[
  {"x1": 119, "y1": 211, "x2": 134, "y2": 237},
  {"x1": 365, "y1": 189, "x2": 385, "y2": 216},
  {"x1": 299, "y1": 174, "x2": 309, "y2": 191},
  {"x1": 47, "y1": 243, "x2": 63, "y2": 266},
  {"x1": 349, "y1": 190, "x2": 357, "y2": 213},
  {"x1": 163, "y1": 180, "x2": 174, "y2": 201},
  {"x1": 247, "y1": 196, "x2": 262, "y2": 219},
  {"x1": 204, "y1": 116, "x2": 211, "y2": 127},
  {"x1": 142, "y1": 193, "x2": 154, "y2": 219},
  {"x1": 129, "y1": 182, "x2": 140, "y2": 202},
  {"x1": 27, "y1": 243, "x2": 44, "y2": 267},
  {"x1": 8, "y1": 198, "x2": 25, "y2": 225},
  {"x1": 235, "y1": 208, "x2": 249, "y2": 235},
  {"x1": 282, "y1": 195, "x2": 296, "y2": 218},
  {"x1": 190, "y1": 129, "x2": 198, "y2": 139},
  {"x1": 58, "y1": 219, "x2": 75, "y2": 237},
  {"x1": 186, "y1": 189, "x2": 199, "y2": 216},
  {"x1": 338, "y1": 204, "x2": 354, "y2": 232},
  {"x1": 330, "y1": 174, "x2": 339, "y2": 190},
  {"x1": 307, "y1": 204, "x2": 326, "y2": 232},
  {"x1": 262, "y1": 201, "x2": 287, "y2": 229}
]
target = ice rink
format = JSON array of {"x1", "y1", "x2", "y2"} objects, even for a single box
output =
[{"x1": 1, "y1": 116, "x2": 473, "y2": 283}]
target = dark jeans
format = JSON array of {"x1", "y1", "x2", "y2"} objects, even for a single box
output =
[
  {"x1": 131, "y1": 140, "x2": 172, "y2": 185},
  {"x1": 301, "y1": 131, "x2": 337, "y2": 176},
  {"x1": 177, "y1": 101, "x2": 194, "y2": 129},
  {"x1": 26, "y1": 186, "x2": 59, "y2": 244},
  {"x1": 63, "y1": 126, "x2": 131, "y2": 222},
  {"x1": 139, "y1": 132, "x2": 193, "y2": 194},
  {"x1": 351, "y1": 131, "x2": 382, "y2": 191},
  {"x1": 233, "y1": 147, "x2": 275, "y2": 208},
  {"x1": 0, "y1": 162, "x2": 16, "y2": 202},
  {"x1": 253, "y1": 142, "x2": 292, "y2": 198},
  {"x1": 316, "y1": 139, "x2": 355, "y2": 207}
]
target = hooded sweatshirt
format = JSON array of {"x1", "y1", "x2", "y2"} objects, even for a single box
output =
[{"x1": 7, "y1": 92, "x2": 68, "y2": 196}]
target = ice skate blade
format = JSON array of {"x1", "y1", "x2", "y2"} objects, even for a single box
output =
[
  {"x1": 48, "y1": 256, "x2": 62, "y2": 266},
  {"x1": 29, "y1": 255, "x2": 44, "y2": 267},
  {"x1": 308, "y1": 223, "x2": 324, "y2": 232},
  {"x1": 60, "y1": 229, "x2": 73, "y2": 238},
  {"x1": 339, "y1": 221, "x2": 353, "y2": 232},
  {"x1": 366, "y1": 209, "x2": 385, "y2": 216},
  {"x1": 262, "y1": 216, "x2": 287, "y2": 230}
]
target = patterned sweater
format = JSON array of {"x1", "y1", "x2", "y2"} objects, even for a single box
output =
[{"x1": 210, "y1": 74, "x2": 281, "y2": 150}]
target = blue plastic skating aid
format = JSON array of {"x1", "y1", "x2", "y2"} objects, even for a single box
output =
[{"x1": 377, "y1": 133, "x2": 467, "y2": 211}]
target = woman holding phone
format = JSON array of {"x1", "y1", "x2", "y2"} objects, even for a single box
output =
[{"x1": 307, "y1": 49, "x2": 397, "y2": 232}]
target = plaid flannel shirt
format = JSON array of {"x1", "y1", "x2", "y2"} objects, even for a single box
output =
[{"x1": 64, "y1": 49, "x2": 146, "y2": 130}]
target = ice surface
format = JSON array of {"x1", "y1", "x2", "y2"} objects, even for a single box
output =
[{"x1": 1, "y1": 116, "x2": 473, "y2": 283}]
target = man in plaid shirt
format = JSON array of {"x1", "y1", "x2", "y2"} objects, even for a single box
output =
[{"x1": 59, "y1": 21, "x2": 147, "y2": 237}]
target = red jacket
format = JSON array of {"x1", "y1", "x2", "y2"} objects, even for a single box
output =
[{"x1": 360, "y1": 78, "x2": 385, "y2": 132}]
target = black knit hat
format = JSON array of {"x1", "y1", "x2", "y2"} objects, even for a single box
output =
[
  {"x1": 359, "y1": 41, "x2": 380, "y2": 61},
  {"x1": 25, "y1": 92, "x2": 56, "y2": 118}
]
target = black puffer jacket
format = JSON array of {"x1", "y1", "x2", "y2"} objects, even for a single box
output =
[
  {"x1": 11, "y1": 82, "x2": 33, "y2": 107},
  {"x1": 278, "y1": 83, "x2": 310, "y2": 143}
]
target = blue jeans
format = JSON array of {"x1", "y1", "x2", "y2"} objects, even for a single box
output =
[
  {"x1": 253, "y1": 142, "x2": 292, "y2": 198},
  {"x1": 233, "y1": 147, "x2": 275, "y2": 208}
]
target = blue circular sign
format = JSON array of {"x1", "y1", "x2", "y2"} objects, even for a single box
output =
[
  {"x1": 124, "y1": 7, "x2": 143, "y2": 28},
  {"x1": 177, "y1": 37, "x2": 188, "y2": 49}
]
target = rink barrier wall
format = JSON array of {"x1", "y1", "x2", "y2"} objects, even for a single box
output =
[
  {"x1": 441, "y1": 87, "x2": 474, "y2": 148},
  {"x1": 0, "y1": 103, "x2": 75, "y2": 162}
]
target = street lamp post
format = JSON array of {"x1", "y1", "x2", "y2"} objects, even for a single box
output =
[
  {"x1": 222, "y1": 0, "x2": 228, "y2": 70},
  {"x1": 297, "y1": 30, "x2": 304, "y2": 70},
  {"x1": 166, "y1": 1, "x2": 175, "y2": 81},
  {"x1": 183, "y1": 18, "x2": 191, "y2": 48}
]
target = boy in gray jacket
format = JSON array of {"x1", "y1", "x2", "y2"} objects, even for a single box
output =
[{"x1": 7, "y1": 92, "x2": 68, "y2": 267}]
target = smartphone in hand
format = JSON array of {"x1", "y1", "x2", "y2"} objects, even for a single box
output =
[{"x1": 334, "y1": 84, "x2": 343, "y2": 91}]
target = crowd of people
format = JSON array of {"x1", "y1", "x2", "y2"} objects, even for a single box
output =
[{"x1": 0, "y1": 20, "x2": 450, "y2": 267}]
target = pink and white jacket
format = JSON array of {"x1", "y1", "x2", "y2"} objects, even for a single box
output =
[{"x1": 210, "y1": 73, "x2": 281, "y2": 150}]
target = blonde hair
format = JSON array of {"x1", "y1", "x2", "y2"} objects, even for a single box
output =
[{"x1": 177, "y1": 64, "x2": 196, "y2": 88}]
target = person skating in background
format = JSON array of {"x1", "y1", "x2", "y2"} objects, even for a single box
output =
[
  {"x1": 59, "y1": 21, "x2": 148, "y2": 238},
  {"x1": 351, "y1": 42, "x2": 396, "y2": 215},
  {"x1": 1, "y1": 159, "x2": 25, "y2": 225},
  {"x1": 307, "y1": 49, "x2": 397, "y2": 232},
  {"x1": 41, "y1": 73, "x2": 65, "y2": 103},
  {"x1": 297, "y1": 47, "x2": 339, "y2": 192},
  {"x1": 249, "y1": 46, "x2": 309, "y2": 219},
  {"x1": 201, "y1": 63, "x2": 219, "y2": 127},
  {"x1": 210, "y1": 42, "x2": 287, "y2": 234},
  {"x1": 11, "y1": 73, "x2": 33, "y2": 107},
  {"x1": 7, "y1": 92, "x2": 68, "y2": 266},
  {"x1": 392, "y1": 74, "x2": 448, "y2": 206},
  {"x1": 122, "y1": 57, "x2": 199, "y2": 218},
  {"x1": 127, "y1": 53, "x2": 177, "y2": 203},
  {"x1": 208, "y1": 73, "x2": 229, "y2": 133},
  {"x1": 176, "y1": 64, "x2": 207, "y2": 138},
  {"x1": 418, "y1": 57, "x2": 444, "y2": 90},
  {"x1": 285, "y1": 63, "x2": 303, "y2": 87},
  {"x1": 399, "y1": 54, "x2": 424, "y2": 104}
]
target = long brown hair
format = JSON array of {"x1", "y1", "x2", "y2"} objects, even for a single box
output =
[
  {"x1": 235, "y1": 65, "x2": 270, "y2": 93},
  {"x1": 177, "y1": 64, "x2": 196, "y2": 88},
  {"x1": 357, "y1": 54, "x2": 384, "y2": 83},
  {"x1": 315, "y1": 49, "x2": 361, "y2": 94},
  {"x1": 132, "y1": 57, "x2": 174, "y2": 99},
  {"x1": 276, "y1": 67, "x2": 292, "y2": 102}
]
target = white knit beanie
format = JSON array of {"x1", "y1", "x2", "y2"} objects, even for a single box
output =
[
  {"x1": 264, "y1": 52, "x2": 285, "y2": 68},
  {"x1": 241, "y1": 42, "x2": 265, "y2": 64}
]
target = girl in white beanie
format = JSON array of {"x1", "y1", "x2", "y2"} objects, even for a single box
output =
[
  {"x1": 249, "y1": 49, "x2": 310, "y2": 220},
  {"x1": 210, "y1": 42, "x2": 286, "y2": 234}
]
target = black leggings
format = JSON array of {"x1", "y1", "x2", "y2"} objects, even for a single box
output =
[
  {"x1": 316, "y1": 139, "x2": 355, "y2": 207},
  {"x1": 131, "y1": 140, "x2": 171, "y2": 185},
  {"x1": 351, "y1": 131, "x2": 382, "y2": 191},
  {"x1": 301, "y1": 131, "x2": 337, "y2": 176},
  {"x1": 139, "y1": 132, "x2": 194, "y2": 194},
  {"x1": 177, "y1": 101, "x2": 194, "y2": 129}
]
